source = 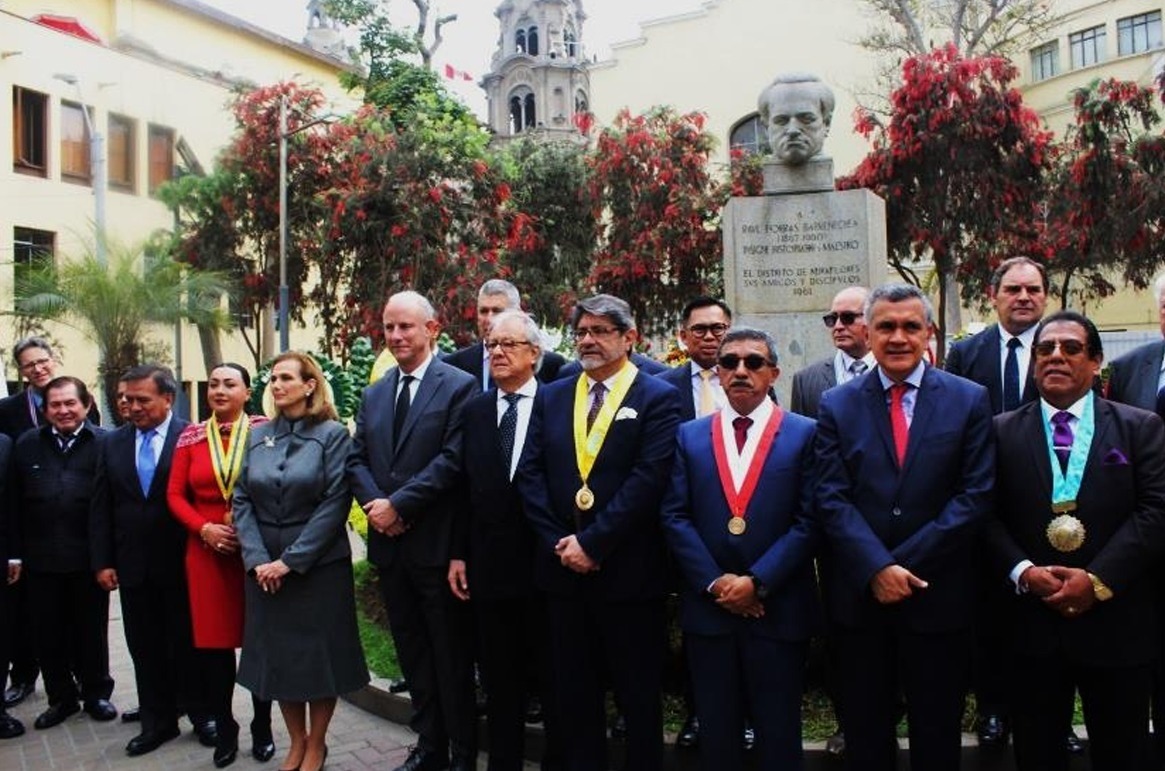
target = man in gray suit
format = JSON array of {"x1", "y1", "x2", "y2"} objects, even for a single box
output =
[
  {"x1": 348, "y1": 291, "x2": 478, "y2": 771},
  {"x1": 789, "y1": 286, "x2": 872, "y2": 418},
  {"x1": 1108, "y1": 272, "x2": 1165, "y2": 413}
]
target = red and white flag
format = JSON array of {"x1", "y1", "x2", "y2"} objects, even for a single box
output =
[{"x1": 443, "y1": 63, "x2": 474, "y2": 82}]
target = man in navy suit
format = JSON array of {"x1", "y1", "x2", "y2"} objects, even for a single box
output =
[
  {"x1": 790, "y1": 286, "x2": 874, "y2": 419},
  {"x1": 349, "y1": 291, "x2": 478, "y2": 771},
  {"x1": 657, "y1": 296, "x2": 733, "y2": 423},
  {"x1": 90, "y1": 365, "x2": 197, "y2": 756},
  {"x1": 1107, "y1": 272, "x2": 1165, "y2": 413},
  {"x1": 449, "y1": 309, "x2": 559, "y2": 771},
  {"x1": 816, "y1": 283, "x2": 995, "y2": 771},
  {"x1": 944, "y1": 256, "x2": 1049, "y2": 747},
  {"x1": 987, "y1": 311, "x2": 1165, "y2": 771},
  {"x1": 444, "y1": 279, "x2": 566, "y2": 388},
  {"x1": 661, "y1": 327, "x2": 818, "y2": 771},
  {"x1": 517, "y1": 294, "x2": 681, "y2": 771}
]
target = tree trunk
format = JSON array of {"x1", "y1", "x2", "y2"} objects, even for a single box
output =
[
  {"x1": 935, "y1": 271, "x2": 949, "y2": 366},
  {"x1": 196, "y1": 323, "x2": 224, "y2": 373}
]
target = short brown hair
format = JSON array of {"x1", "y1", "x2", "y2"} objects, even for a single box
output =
[{"x1": 270, "y1": 352, "x2": 338, "y2": 425}]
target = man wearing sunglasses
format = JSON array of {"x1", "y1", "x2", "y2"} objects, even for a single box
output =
[
  {"x1": 517, "y1": 294, "x2": 681, "y2": 771},
  {"x1": 816, "y1": 283, "x2": 995, "y2": 771},
  {"x1": 790, "y1": 287, "x2": 873, "y2": 419},
  {"x1": 661, "y1": 327, "x2": 818, "y2": 771},
  {"x1": 658, "y1": 296, "x2": 733, "y2": 422},
  {"x1": 986, "y1": 310, "x2": 1165, "y2": 771}
]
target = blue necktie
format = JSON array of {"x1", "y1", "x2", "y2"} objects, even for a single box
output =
[
  {"x1": 499, "y1": 393, "x2": 521, "y2": 470},
  {"x1": 1003, "y1": 337, "x2": 1022, "y2": 411},
  {"x1": 137, "y1": 428, "x2": 157, "y2": 495}
]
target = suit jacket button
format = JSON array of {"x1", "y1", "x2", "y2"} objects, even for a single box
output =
[{"x1": 891, "y1": 507, "x2": 901, "y2": 517}]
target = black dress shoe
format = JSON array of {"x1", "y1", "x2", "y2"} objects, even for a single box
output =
[
  {"x1": 676, "y1": 715, "x2": 699, "y2": 749},
  {"x1": 126, "y1": 725, "x2": 181, "y2": 756},
  {"x1": 825, "y1": 730, "x2": 846, "y2": 757},
  {"x1": 742, "y1": 724, "x2": 756, "y2": 752},
  {"x1": 609, "y1": 713, "x2": 627, "y2": 740},
  {"x1": 524, "y1": 696, "x2": 544, "y2": 724},
  {"x1": 84, "y1": 699, "x2": 118, "y2": 721},
  {"x1": 1066, "y1": 731, "x2": 1086, "y2": 754},
  {"x1": 0, "y1": 712, "x2": 25, "y2": 739},
  {"x1": 3, "y1": 682, "x2": 34, "y2": 707},
  {"x1": 121, "y1": 707, "x2": 140, "y2": 723},
  {"x1": 252, "y1": 724, "x2": 277, "y2": 762},
  {"x1": 387, "y1": 678, "x2": 410, "y2": 694},
  {"x1": 34, "y1": 701, "x2": 81, "y2": 729},
  {"x1": 195, "y1": 719, "x2": 219, "y2": 747},
  {"x1": 392, "y1": 745, "x2": 449, "y2": 771},
  {"x1": 976, "y1": 713, "x2": 1010, "y2": 746}
]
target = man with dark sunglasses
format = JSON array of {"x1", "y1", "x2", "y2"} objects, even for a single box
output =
[
  {"x1": 658, "y1": 297, "x2": 734, "y2": 424},
  {"x1": 790, "y1": 287, "x2": 872, "y2": 419}
]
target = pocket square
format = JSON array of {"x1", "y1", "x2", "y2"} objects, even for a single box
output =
[
  {"x1": 615, "y1": 407, "x2": 638, "y2": 421},
  {"x1": 1102, "y1": 447, "x2": 1130, "y2": 466}
]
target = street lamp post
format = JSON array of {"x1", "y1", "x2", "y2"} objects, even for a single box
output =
[{"x1": 54, "y1": 73, "x2": 106, "y2": 264}]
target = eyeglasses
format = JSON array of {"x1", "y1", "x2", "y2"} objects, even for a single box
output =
[
  {"x1": 718, "y1": 354, "x2": 775, "y2": 371},
  {"x1": 19, "y1": 357, "x2": 53, "y2": 373},
  {"x1": 823, "y1": 312, "x2": 862, "y2": 328},
  {"x1": 573, "y1": 326, "x2": 620, "y2": 341},
  {"x1": 687, "y1": 323, "x2": 729, "y2": 338},
  {"x1": 1034, "y1": 339, "x2": 1088, "y2": 358},
  {"x1": 485, "y1": 339, "x2": 531, "y2": 352}
]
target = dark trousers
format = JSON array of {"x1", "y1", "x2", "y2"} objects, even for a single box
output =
[
  {"x1": 688, "y1": 632, "x2": 806, "y2": 771},
  {"x1": 4, "y1": 578, "x2": 38, "y2": 687},
  {"x1": 120, "y1": 579, "x2": 195, "y2": 735},
  {"x1": 836, "y1": 622, "x2": 970, "y2": 771},
  {"x1": 972, "y1": 569, "x2": 1013, "y2": 719},
  {"x1": 26, "y1": 570, "x2": 113, "y2": 706},
  {"x1": 475, "y1": 595, "x2": 559, "y2": 771},
  {"x1": 1012, "y1": 652, "x2": 1151, "y2": 771},
  {"x1": 377, "y1": 560, "x2": 476, "y2": 756},
  {"x1": 192, "y1": 648, "x2": 237, "y2": 732},
  {"x1": 546, "y1": 595, "x2": 664, "y2": 771}
]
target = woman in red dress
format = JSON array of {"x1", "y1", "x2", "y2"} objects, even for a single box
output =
[{"x1": 168, "y1": 364, "x2": 274, "y2": 768}]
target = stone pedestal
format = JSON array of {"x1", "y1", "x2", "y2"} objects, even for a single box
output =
[{"x1": 722, "y1": 186, "x2": 887, "y2": 406}]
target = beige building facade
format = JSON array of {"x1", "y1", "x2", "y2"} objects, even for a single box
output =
[
  {"x1": 588, "y1": 0, "x2": 1165, "y2": 333},
  {"x1": 1, "y1": 0, "x2": 357, "y2": 411}
]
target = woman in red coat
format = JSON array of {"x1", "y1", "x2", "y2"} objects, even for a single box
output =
[{"x1": 168, "y1": 364, "x2": 274, "y2": 768}]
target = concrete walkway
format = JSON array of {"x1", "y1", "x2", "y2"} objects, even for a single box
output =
[{"x1": 0, "y1": 592, "x2": 538, "y2": 771}]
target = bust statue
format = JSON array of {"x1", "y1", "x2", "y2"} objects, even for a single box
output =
[{"x1": 757, "y1": 73, "x2": 835, "y2": 166}]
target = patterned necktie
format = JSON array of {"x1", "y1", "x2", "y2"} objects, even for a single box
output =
[
  {"x1": 499, "y1": 392, "x2": 521, "y2": 469},
  {"x1": 394, "y1": 375, "x2": 414, "y2": 444},
  {"x1": 698, "y1": 369, "x2": 715, "y2": 417},
  {"x1": 732, "y1": 416, "x2": 752, "y2": 453},
  {"x1": 1003, "y1": 337, "x2": 1022, "y2": 412},
  {"x1": 849, "y1": 359, "x2": 868, "y2": 381},
  {"x1": 137, "y1": 428, "x2": 157, "y2": 495},
  {"x1": 587, "y1": 383, "x2": 607, "y2": 432},
  {"x1": 889, "y1": 383, "x2": 910, "y2": 467},
  {"x1": 1051, "y1": 411, "x2": 1074, "y2": 473},
  {"x1": 57, "y1": 433, "x2": 75, "y2": 453}
]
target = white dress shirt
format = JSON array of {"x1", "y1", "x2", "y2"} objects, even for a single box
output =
[
  {"x1": 718, "y1": 397, "x2": 775, "y2": 492},
  {"x1": 497, "y1": 378, "x2": 538, "y2": 480}
]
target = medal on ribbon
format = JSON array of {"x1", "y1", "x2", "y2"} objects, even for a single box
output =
[
  {"x1": 710, "y1": 407, "x2": 784, "y2": 536},
  {"x1": 1042, "y1": 395, "x2": 1093, "y2": 553},
  {"x1": 572, "y1": 364, "x2": 638, "y2": 512},
  {"x1": 207, "y1": 414, "x2": 250, "y2": 525}
]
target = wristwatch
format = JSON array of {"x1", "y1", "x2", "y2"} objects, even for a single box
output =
[
  {"x1": 747, "y1": 573, "x2": 769, "y2": 601},
  {"x1": 1087, "y1": 572, "x2": 1113, "y2": 601}
]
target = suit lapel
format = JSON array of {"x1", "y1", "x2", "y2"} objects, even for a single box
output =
[
  {"x1": 821, "y1": 360, "x2": 837, "y2": 389},
  {"x1": 1020, "y1": 404, "x2": 1053, "y2": 502},
  {"x1": 900, "y1": 368, "x2": 940, "y2": 476},
  {"x1": 1136, "y1": 343, "x2": 1164, "y2": 408},
  {"x1": 147, "y1": 420, "x2": 182, "y2": 499},
  {"x1": 399, "y1": 365, "x2": 441, "y2": 446},
  {"x1": 981, "y1": 327, "x2": 1004, "y2": 413},
  {"x1": 1080, "y1": 399, "x2": 1114, "y2": 497},
  {"x1": 861, "y1": 373, "x2": 898, "y2": 470},
  {"x1": 384, "y1": 368, "x2": 402, "y2": 455}
]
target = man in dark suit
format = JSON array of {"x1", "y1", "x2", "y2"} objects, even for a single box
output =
[
  {"x1": 0, "y1": 430, "x2": 23, "y2": 739},
  {"x1": 944, "y1": 256, "x2": 1050, "y2": 746},
  {"x1": 987, "y1": 310, "x2": 1165, "y2": 771},
  {"x1": 516, "y1": 294, "x2": 681, "y2": 771},
  {"x1": 661, "y1": 327, "x2": 819, "y2": 771},
  {"x1": 657, "y1": 296, "x2": 732, "y2": 422},
  {"x1": 815, "y1": 283, "x2": 995, "y2": 771},
  {"x1": 1107, "y1": 273, "x2": 1165, "y2": 412},
  {"x1": 349, "y1": 290, "x2": 479, "y2": 771},
  {"x1": 449, "y1": 309, "x2": 559, "y2": 771},
  {"x1": 14, "y1": 376, "x2": 116, "y2": 730},
  {"x1": 90, "y1": 365, "x2": 199, "y2": 756},
  {"x1": 790, "y1": 286, "x2": 873, "y2": 419},
  {"x1": 444, "y1": 279, "x2": 566, "y2": 388}
]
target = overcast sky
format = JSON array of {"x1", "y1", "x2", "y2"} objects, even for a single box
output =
[{"x1": 204, "y1": 0, "x2": 704, "y2": 115}]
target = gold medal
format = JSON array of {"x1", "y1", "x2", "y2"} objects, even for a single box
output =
[
  {"x1": 575, "y1": 485, "x2": 595, "y2": 511},
  {"x1": 1047, "y1": 514, "x2": 1086, "y2": 553},
  {"x1": 728, "y1": 516, "x2": 747, "y2": 536}
]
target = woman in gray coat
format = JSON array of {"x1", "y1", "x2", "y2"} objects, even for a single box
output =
[{"x1": 233, "y1": 351, "x2": 368, "y2": 771}]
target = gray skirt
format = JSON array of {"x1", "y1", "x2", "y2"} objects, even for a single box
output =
[{"x1": 237, "y1": 558, "x2": 369, "y2": 701}]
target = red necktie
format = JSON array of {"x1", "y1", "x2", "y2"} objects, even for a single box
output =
[
  {"x1": 889, "y1": 383, "x2": 909, "y2": 467},
  {"x1": 732, "y1": 416, "x2": 752, "y2": 454}
]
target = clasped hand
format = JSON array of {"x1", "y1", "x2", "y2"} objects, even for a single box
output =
[
  {"x1": 1023, "y1": 565, "x2": 1095, "y2": 618},
  {"x1": 870, "y1": 564, "x2": 928, "y2": 604},
  {"x1": 554, "y1": 535, "x2": 598, "y2": 573},
  {"x1": 254, "y1": 559, "x2": 290, "y2": 594},
  {"x1": 710, "y1": 573, "x2": 764, "y2": 618},
  {"x1": 365, "y1": 498, "x2": 408, "y2": 537}
]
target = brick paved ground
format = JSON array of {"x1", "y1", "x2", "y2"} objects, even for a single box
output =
[{"x1": 0, "y1": 593, "x2": 540, "y2": 771}]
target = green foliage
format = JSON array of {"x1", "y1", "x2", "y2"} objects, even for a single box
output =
[
  {"x1": 347, "y1": 336, "x2": 377, "y2": 387},
  {"x1": 353, "y1": 560, "x2": 401, "y2": 679},
  {"x1": 12, "y1": 238, "x2": 233, "y2": 420}
]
